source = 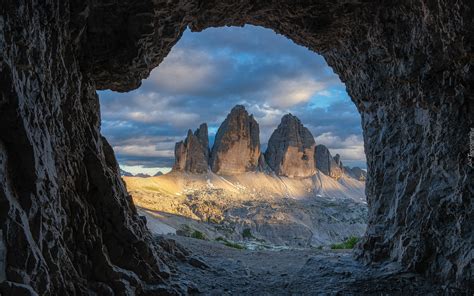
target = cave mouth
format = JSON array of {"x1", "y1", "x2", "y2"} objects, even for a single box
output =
[
  {"x1": 98, "y1": 25, "x2": 369, "y2": 251},
  {"x1": 1, "y1": 1, "x2": 471, "y2": 295}
]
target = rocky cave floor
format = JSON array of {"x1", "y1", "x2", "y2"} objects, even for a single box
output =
[{"x1": 158, "y1": 236, "x2": 466, "y2": 295}]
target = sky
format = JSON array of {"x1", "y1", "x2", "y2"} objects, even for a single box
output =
[{"x1": 98, "y1": 25, "x2": 366, "y2": 175}]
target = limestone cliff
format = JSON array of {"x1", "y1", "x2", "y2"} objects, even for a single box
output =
[
  {"x1": 173, "y1": 123, "x2": 210, "y2": 173},
  {"x1": 210, "y1": 106, "x2": 261, "y2": 175},
  {"x1": 265, "y1": 114, "x2": 316, "y2": 178}
]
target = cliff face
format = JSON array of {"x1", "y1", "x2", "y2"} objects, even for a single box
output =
[
  {"x1": 315, "y1": 145, "x2": 344, "y2": 180},
  {"x1": 210, "y1": 106, "x2": 261, "y2": 175},
  {"x1": 0, "y1": 2, "x2": 186, "y2": 294},
  {"x1": 0, "y1": 0, "x2": 471, "y2": 294},
  {"x1": 265, "y1": 114, "x2": 316, "y2": 178},
  {"x1": 173, "y1": 124, "x2": 209, "y2": 173}
]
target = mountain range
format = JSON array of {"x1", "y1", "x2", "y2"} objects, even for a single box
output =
[
  {"x1": 172, "y1": 105, "x2": 366, "y2": 181},
  {"x1": 122, "y1": 105, "x2": 368, "y2": 248}
]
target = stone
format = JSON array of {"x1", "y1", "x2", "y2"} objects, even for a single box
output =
[
  {"x1": 154, "y1": 171, "x2": 164, "y2": 176},
  {"x1": 173, "y1": 124, "x2": 210, "y2": 173},
  {"x1": 315, "y1": 145, "x2": 343, "y2": 180},
  {"x1": 210, "y1": 106, "x2": 260, "y2": 175},
  {"x1": 0, "y1": 0, "x2": 471, "y2": 293},
  {"x1": 265, "y1": 114, "x2": 316, "y2": 178}
]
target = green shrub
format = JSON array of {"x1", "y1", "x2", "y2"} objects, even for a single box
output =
[
  {"x1": 242, "y1": 228, "x2": 253, "y2": 239},
  {"x1": 223, "y1": 241, "x2": 245, "y2": 250},
  {"x1": 330, "y1": 236, "x2": 359, "y2": 250},
  {"x1": 214, "y1": 237, "x2": 245, "y2": 249},
  {"x1": 191, "y1": 230, "x2": 206, "y2": 240}
]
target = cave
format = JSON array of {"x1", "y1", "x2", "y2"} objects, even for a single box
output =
[{"x1": 0, "y1": 1, "x2": 472, "y2": 295}]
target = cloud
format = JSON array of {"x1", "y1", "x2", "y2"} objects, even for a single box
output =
[
  {"x1": 145, "y1": 48, "x2": 219, "y2": 94},
  {"x1": 253, "y1": 75, "x2": 329, "y2": 108},
  {"x1": 98, "y1": 25, "x2": 366, "y2": 171},
  {"x1": 314, "y1": 133, "x2": 366, "y2": 162},
  {"x1": 113, "y1": 145, "x2": 173, "y2": 158}
]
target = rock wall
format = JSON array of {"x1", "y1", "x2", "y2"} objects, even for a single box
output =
[
  {"x1": 0, "y1": 1, "x2": 187, "y2": 294},
  {"x1": 0, "y1": 0, "x2": 472, "y2": 293}
]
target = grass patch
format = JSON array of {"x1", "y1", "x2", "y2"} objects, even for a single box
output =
[
  {"x1": 191, "y1": 230, "x2": 206, "y2": 240},
  {"x1": 223, "y1": 241, "x2": 245, "y2": 249},
  {"x1": 215, "y1": 237, "x2": 245, "y2": 250},
  {"x1": 330, "y1": 236, "x2": 359, "y2": 250},
  {"x1": 242, "y1": 228, "x2": 254, "y2": 239}
]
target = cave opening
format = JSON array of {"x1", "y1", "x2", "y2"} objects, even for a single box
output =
[
  {"x1": 1, "y1": 1, "x2": 470, "y2": 294},
  {"x1": 98, "y1": 25, "x2": 369, "y2": 252},
  {"x1": 93, "y1": 25, "x2": 376, "y2": 293}
]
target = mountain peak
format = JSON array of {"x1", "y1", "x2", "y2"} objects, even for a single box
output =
[
  {"x1": 265, "y1": 114, "x2": 316, "y2": 178},
  {"x1": 210, "y1": 105, "x2": 261, "y2": 175},
  {"x1": 230, "y1": 104, "x2": 246, "y2": 113},
  {"x1": 173, "y1": 124, "x2": 210, "y2": 173}
]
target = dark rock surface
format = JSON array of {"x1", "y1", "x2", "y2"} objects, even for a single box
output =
[
  {"x1": 0, "y1": 2, "x2": 188, "y2": 294},
  {"x1": 154, "y1": 171, "x2": 164, "y2": 176},
  {"x1": 265, "y1": 114, "x2": 316, "y2": 178},
  {"x1": 315, "y1": 145, "x2": 344, "y2": 180},
  {"x1": 0, "y1": 0, "x2": 471, "y2": 294},
  {"x1": 173, "y1": 124, "x2": 209, "y2": 173},
  {"x1": 210, "y1": 105, "x2": 261, "y2": 175}
]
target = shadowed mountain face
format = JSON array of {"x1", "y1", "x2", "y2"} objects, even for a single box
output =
[
  {"x1": 266, "y1": 114, "x2": 316, "y2": 178},
  {"x1": 315, "y1": 145, "x2": 344, "y2": 180},
  {"x1": 173, "y1": 106, "x2": 358, "y2": 181},
  {"x1": 173, "y1": 123, "x2": 209, "y2": 173},
  {"x1": 210, "y1": 105, "x2": 261, "y2": 175},
  {"x1": 0, "y1": 0, "x2": 471, "y2": 294}
]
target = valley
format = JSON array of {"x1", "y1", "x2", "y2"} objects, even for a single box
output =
[
  {"x1": 125, "y1": 171, "x2": 367, "y2": 249},
  {"x1": 123, "y1": 105, "x2": 370, "y2": 250}
]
